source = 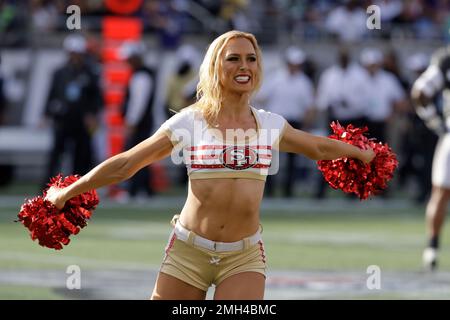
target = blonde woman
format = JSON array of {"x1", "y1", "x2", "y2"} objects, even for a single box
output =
[{"x1": 45, "y1": 30, "x2": 375, "y2": 300}]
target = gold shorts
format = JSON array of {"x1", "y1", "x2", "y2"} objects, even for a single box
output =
[{"x1": 159, "y1": 220, "x2": 266, "y2": 292}]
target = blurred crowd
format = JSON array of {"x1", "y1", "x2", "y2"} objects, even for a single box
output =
[
  {"x1": 1, "y1": 0, "x2": 450, "y2": 47},
  {"x1": 254, "y1": 45, "x2": 437, "y2": 203}
]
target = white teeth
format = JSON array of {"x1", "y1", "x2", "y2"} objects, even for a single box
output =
[{"x1": 235, "y1": 76, "x2": 250, "y2": 82}]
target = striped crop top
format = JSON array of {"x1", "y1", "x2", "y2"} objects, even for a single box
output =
[{"x1": 161, "y1": 106, "x2": 287, "y2": 181}]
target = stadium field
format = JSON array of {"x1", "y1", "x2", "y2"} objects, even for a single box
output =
[{"x1": 1, "y1": 193, "x2": 449, "y2": 300}]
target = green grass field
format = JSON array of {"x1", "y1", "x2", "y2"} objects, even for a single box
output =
[{"x1": 1, "y1": 193, "x2": 449, "y2": 299}]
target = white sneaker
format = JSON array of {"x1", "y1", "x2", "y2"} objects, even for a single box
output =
[{"x1": 422, "y1": 248, "x2": 438, "y2": 271}]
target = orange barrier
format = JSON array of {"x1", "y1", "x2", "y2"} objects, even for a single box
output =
[
  {"x1": 101, "y1": 16, "x2": 169, "y2": 196},
  {"x1": 104, "y1": 0, "x2": 143, "y2": 16},
  {"x1": 102, "y1": 17, "x2": 142, "y2": 40},
  {"x1": 104, "y1": 90, "x2": 125, "y2": 106},
  {"x1": 103, "y1": 65, "x2": 132, "y2": 85}
]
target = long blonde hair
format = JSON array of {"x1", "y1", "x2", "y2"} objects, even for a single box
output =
[{"x1": 193, "y1": 30, "x2": 263, "y2": 124}]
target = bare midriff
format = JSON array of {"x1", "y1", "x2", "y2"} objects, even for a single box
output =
[{"x1": 178, "y1": 178, "x2": 265, "y2": 242}]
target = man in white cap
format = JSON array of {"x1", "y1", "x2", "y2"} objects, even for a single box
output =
[
  {"x1": 316, "y1": 46, "x2": 368, "y2": 130},
  {"x1": 256, "y1": 45, "x2": 315, "y2": 197},
  {"x1": 42, "y1": 34, "x2": 103, "y2": 189},
  {"x1": 314, "y1": 46, "x2": 368, "y2": 199},
  {"x1": 359, "y1": 48, "x2": 406, "y2": 143},
  {"x1": 412, "y1": 46, "x2": 450, "y2": 271},
  {"x1": 120, "y1": 41, "x2": 157, "y2": 198}
]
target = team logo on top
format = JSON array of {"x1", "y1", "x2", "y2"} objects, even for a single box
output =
[{"x1": 220, "y1": 146, "x2": 258, "y2": 170}]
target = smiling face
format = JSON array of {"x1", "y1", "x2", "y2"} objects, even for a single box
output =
[{"x1": 219, "y1": 37, "x2": 259, "y2": 95}]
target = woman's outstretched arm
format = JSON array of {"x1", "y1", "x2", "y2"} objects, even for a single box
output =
[
  {"x1": 279, "y1": 123, "x2": 375, "y2": 163},
  {"x1": 45, "y1": 128, "x2": 174, "y2": 208}
]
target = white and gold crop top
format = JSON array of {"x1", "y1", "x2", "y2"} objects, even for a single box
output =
[{"x1": 161, "y1": 106, "x2": 287, "y2": 181}]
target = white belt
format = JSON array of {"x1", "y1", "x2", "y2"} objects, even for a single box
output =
[{"x1": 174, "y1": 220, "x2": 262, "y2": 252}]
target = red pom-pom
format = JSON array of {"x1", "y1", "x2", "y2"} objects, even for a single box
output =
[
  {"x1": 317, "y1": 122, "x2": 398, "y2": 200},
  {"x1": 17, "y1": 174, "x2": 99, "y2": 250}
]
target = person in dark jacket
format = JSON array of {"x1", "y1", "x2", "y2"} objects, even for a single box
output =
[{"x1": 42, "y1": 34, "x2": 103, "y2": 187}]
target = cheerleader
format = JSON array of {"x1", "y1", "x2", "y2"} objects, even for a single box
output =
[{"x1": 45, "y1": 30, "x2": 374, "y2": 299}]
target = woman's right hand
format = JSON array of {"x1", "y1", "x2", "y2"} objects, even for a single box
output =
[
  {"x1": 359, "y1": 147, "x2": 376, "y2": 164},
  {"x1": 44, "y1": 186, "x2": 67, "y2": 210}
]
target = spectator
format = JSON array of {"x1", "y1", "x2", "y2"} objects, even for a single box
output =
[
  {"x1": 120, "y1": 41, "x2": 158, "y2": 198},
  {"x1": 256, "y1": 46, "x2": 315, "y2": 197},
  {"x1": 142, "y1": 0, "x2": 184, "y2": 49},
  {"x1": 316, "y1": 46, "x2": 368, "y2": 130},
  {"x1": 220, "y1": 0, "x2": 253, "y2": 32},
  {"x1": 31, "y1": 0, "x2": 59, "y2": 32},
  {"x1": 375, "y1": 0, "x2": 403, "y2": 23},
  {"x1": 325, "y1": 0, "x2": 367, "y2": 42},
  {"x1": 314, "y1": 46, "x2": 368, "y2": 199},
  {"x1": 42, "y1": 34, "x2": 103, "y2": 188},
  {"x1": 0, "y1": 0, "x2": 27, "y2": 47},
  {"x1": 381, "y1": 48, "x2": 411, "y2": 174},
  {"x1": 360, "y1": 48, "x2": 407, "y2": 198},
  {"x1": 359, "y1": 48, "x2": 406, "y2": 143}
]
